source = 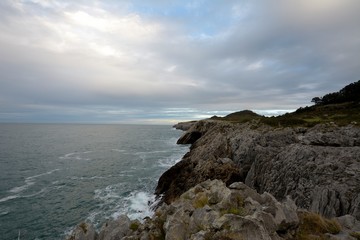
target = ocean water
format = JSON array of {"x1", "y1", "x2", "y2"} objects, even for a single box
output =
[{"x1": 0, "y1": 124, "x2": 188, "y2": 240}]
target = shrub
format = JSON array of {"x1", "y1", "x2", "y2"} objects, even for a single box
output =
[
  {"x1": 221, "y1": 207, "x2": 247, "y2": 216},
  {"x1": 350, "y1": 232, "x2": 360, "y2": 240},
  {"x1": 129, "y1": 221, "x2": 140, "y2": 231},
  {"x1": 296, "y1": 212, "x2": 341, "y2": 240},
  {"x1": 193, "y1": 193, "x2": 209, "y2": 208}
]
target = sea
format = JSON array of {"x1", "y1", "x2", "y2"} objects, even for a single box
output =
[{"x1": 0, "y1": 123, "x2": 189, "y2": 240}]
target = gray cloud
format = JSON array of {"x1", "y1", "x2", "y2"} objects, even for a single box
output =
[{"x1": 0, "y1": 0, "x2": 359, "y2": 123}]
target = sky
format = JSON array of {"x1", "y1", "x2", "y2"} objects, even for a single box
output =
[{"x1": 0, "y1": 0, "x2": 359, "y2": 124}]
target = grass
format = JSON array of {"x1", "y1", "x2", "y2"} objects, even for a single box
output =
[
  {"x1": 220, "y1": 207, "x2": 247, "y2": 216},
  {"x1": 192, "y1": 193, "x2": 209, "y2": 208},
  {"x1": 213, "y1": 102, "x2": 360, "y2": 128},
  {"x1": 350, "y1": 232, "x2": 360, "y2": 240},
  {"x1": 295, "y1": 212, "x2": 341, "y2": 240},
  {"x1": 129, "y1": 221, "x2": 140, "y2": 231}
]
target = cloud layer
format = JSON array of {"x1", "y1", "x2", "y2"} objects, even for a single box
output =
[{"x1": 0, "y1": 0, "x2": 359, "y2": 123}]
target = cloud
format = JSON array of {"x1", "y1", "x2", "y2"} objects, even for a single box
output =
[{"x1": 0, "y1": 0, "x2": 359, "y2": 123}]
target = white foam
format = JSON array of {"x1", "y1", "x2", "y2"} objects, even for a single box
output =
[
  {"x1": 22, "y1": 188, "x2": 47, "y2": 198},
  {"x1": 111, "y1": 149, "x2": 126, "y2": 153},
  {"x1": 26, "y1": 169, "x2": 60, "y2": 181},
  {"x1": 8, "y1": 169, "x2": 60, "y2": 194},
  {"x1": 9, "y1": 181, "x2": 35, "y2": 194},
  {"x1": 0, "y1": 207, "x2": 10, "y2": 216},
  {"x1": 0, "y1": 195, "x2": 19, "y2": 203},
  {"x1": 125, "y1": 191, "x2": 156, "y2": 220},
  {"x1": 59, "y1": 152, "x2": 91, "y2": 161},
  {"x1": 71, "y1": 176, "x2": 108, "y2": 181},
  {"x1": 94, "y1": 183, "x2": 124, "y2": 202},
  {"x1": 158, "y1": 152, "x2": 185, "y2": 168}
]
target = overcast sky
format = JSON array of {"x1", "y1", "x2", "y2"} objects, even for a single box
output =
[{"x1": 0, "y1": 0, "x2": 359, "y2": 124}]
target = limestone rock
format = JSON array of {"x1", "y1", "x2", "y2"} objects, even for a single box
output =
[
  {"x1": 67, "y1": 180, "x2": 360, "y2": 240},
  {"x1": 172, "y1": 121, "x2": 197, "y2": 131},
  {"x1": 98, "y1": 215, "x2": 131, "y2": 240},
  {"x1": 158, "y1": 120, "x2": 360, "y2": 220},
  {"x1": 66, "y1": 222, "x2": 97, "y2": 240}
]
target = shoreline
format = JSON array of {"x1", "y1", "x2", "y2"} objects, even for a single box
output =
[{"x1": 66, "y1": 120, "x2": 360, "y2": 240}]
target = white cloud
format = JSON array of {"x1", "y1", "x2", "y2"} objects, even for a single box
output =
[
  {"x1": 245, "y1": 60, "x2": 263, "y2": 71},
  {"x1": 0, "y1": 0, "x2": 359, "y2": 123}
]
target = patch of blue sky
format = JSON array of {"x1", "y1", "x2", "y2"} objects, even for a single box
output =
[{"x1": 127, "y1": 1, "x2": 234, "y2": 37}]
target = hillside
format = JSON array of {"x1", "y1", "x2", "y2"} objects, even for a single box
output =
[{"x1": 213, "y1": 80, "x2": 360, "y2": 127}]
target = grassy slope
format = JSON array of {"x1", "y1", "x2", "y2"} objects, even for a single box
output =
[{"x1": 213, "y1": 102, "x2": 360, "y2": 127}]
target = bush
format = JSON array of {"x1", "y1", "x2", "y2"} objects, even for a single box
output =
[{"x1": 296, "y1": 212, "x2": 341, "y2": 240}]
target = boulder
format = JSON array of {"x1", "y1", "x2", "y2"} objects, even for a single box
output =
[
  {"x1": 98, "y1": 215, "x2": 131, "y2": 240},
  {"x1": 66, "y1": 222, "x2": 97, "y2": 240}
]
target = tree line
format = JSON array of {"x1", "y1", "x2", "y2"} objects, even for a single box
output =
[{"x1": 312, "y1": 80, "x2": 360, "y2": 105}]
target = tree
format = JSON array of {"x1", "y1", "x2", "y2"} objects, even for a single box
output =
[
  {"x1": 311, "y1": 80, "x2": 360, "y2": 105},
  {"x1": 311, "y1": 97, "x2": 322, "y2": 105}
]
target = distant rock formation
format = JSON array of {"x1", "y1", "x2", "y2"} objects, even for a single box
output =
[{"x1": 173, "y1": 121, "x2": 197, "y2": 131}]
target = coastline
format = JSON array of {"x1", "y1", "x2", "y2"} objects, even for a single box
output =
[{"x1": 67, "y1": 120, "x2": 360, "y2": 240}]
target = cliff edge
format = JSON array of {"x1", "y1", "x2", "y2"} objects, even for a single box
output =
[{"x1": 156, "y1": 120, "x2": 360, "y2": 221}]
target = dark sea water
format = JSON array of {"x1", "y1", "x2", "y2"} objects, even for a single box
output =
[{"x1": 0, "y1": 124, "x2": 188, "y2": 240}]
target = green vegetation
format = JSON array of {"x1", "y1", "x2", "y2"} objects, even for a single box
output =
[
  {"x1": 211, "y1": 110, "x2": 262, "y2": 123},
  {"x1": 212, "y1": 80, "x2": 360, "y2": 127},
  {"x1": 192, "y1": 193, "x2": 209, "y2": 208},
  {"x1": 295, "y1": 212, "x2": 341, "y2": 240},
  {"x1": 220, "y1": 207, "x2": 247, "y2": 216},
  {"x1": 129, "y1": 221, "x2": 140, "y2": 231},
  {"x1": 312, "y1": 80, "x2": 360, "y2": 105},
  {"x1": 350, "y1": 232, "x2": 360, "y2": 240}
]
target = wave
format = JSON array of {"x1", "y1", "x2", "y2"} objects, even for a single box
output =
[
  {"x1": 111, "y1": 149, "x2": 126, "y2": 153},
  {"x1": 0, "y1": 195, "x2": 19, "y2": 203},
  {"x1": 8, "y1": 169, "x2": 60, "y2": 194},
  {"x1": 158, "y1": 150, "x2": 187, "y2": 168},
  {"x1": 59, "y1": 152, "x2": 91, "y2": 161},
  {"x1": 0, "y1": 207, "x2": 10, "y2": 216},
  {"x1": 124, "y1": 191, "x2": 156, "y2": 220},
  {"x1": 71, "y1": 175, "x2": 108, "y2": 181},
  {"x1": 94, "y1": 183, "x2": 125, "y2": 203},
  {"x1": 22, "y1": 188, "x2": 47, "y2": 198}
]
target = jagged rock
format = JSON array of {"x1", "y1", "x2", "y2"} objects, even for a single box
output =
[
  {"x1": 98, "y1": 215, "x2": 131, "y2": 240},
  {"x1": 155, "y1": 155, "x2": 242, "y2": 205},
  {"x1": 66, "y1": 222, "x2": 97, "y2": 240},
  {"x1": 173, "y1": 121, "x2": 197, "y2": 131},
  {"x1": 67, "y1": 179, "x2": 360, "y2": 240},
  {"x1": 160, "y1": 120, "x2": 360, "y2": 221}
]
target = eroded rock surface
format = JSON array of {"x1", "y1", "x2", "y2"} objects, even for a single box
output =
[
  {"x1": 67, "y1": 180, "x2": 360, "y2": 240},
  {"x1": 156, "y1": 120, "x2": 360, "y2": 220}
]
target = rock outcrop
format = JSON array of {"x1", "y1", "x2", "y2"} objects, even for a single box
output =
[
  {"x1": 156, "y1": 120, "x2": 360, "y2": 220},
  {"x1": 173, "y1": 121, "x2": 197, "y2": 131},
  {"x1": 67, "y1": 180, "x2": 360, "y2": 240}
]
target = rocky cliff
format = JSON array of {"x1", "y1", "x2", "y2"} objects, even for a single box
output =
[
  {"x1": 67, "y1": 120, "x2": 360, "y2": 240},
  {"x1": 67, "y1": 179, "x2": 360, "y2": 240},
  {"x1": 156, "y1": 120, "x2": 360, "y2": 221}
]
